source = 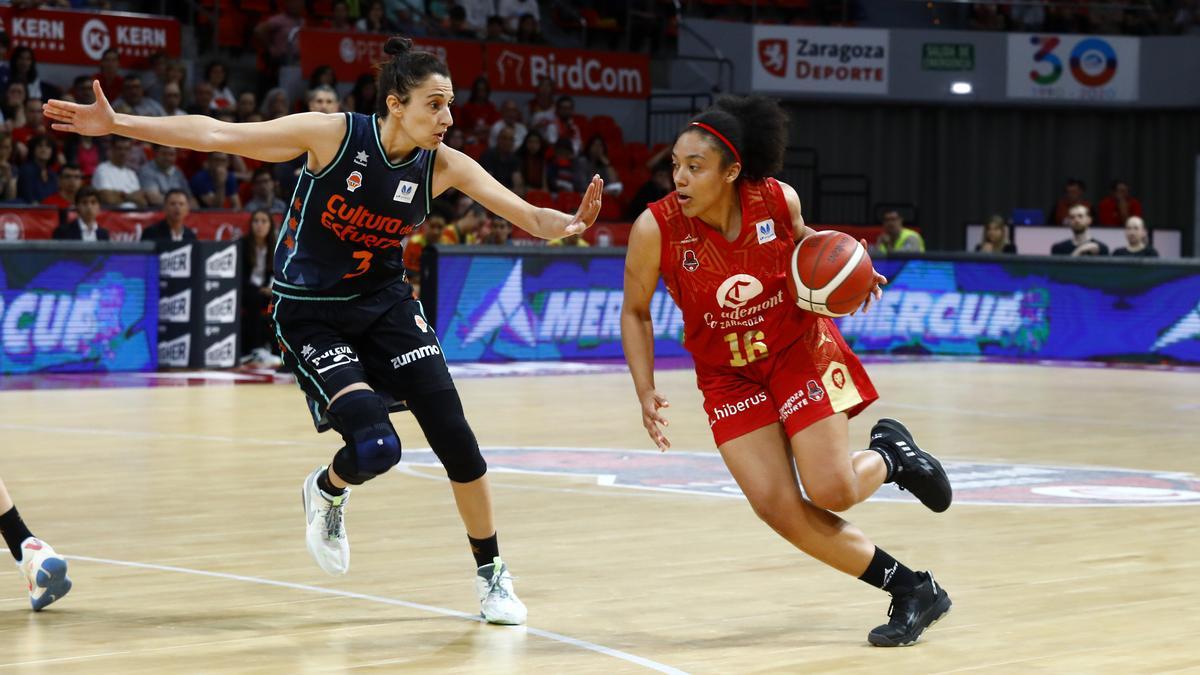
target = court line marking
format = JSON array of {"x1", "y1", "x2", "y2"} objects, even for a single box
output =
[{"x1": 51, "y1": 555, "x2": 687, "y2": 675}]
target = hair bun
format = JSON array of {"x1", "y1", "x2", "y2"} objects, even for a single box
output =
[{"x1": 383, "y1": 36, "x2": 413, "y2": 56}]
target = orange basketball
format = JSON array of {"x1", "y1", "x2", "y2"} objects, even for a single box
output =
[{"x1": 785, "y1": 231, "x2": 875, "y2": 317}]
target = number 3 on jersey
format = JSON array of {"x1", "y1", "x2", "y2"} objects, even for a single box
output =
[
  {"x1": 343, "y1": 250, "x2": 373, "y2": 279},
  {"x1": 725, "y1": 330, "x2": 768, "y2": 367}
]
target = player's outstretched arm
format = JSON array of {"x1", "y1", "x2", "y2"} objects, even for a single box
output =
[
  {"x1": 621, "y1": 209, "x2": 671, "y2": 451},
  {"x1": 44, "y1": 81, "x2": 345, "y2": 165},
  {"x1": 437, "y1": 145, "x2": 603, "y2": 240}
]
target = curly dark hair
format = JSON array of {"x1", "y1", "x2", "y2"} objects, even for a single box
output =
[
  {"x1": 376, "y1": 36, "x2": 451, "y2": 117},
  {"x1": 681, "y1": 95, "x2": 789, "y2": 181}
]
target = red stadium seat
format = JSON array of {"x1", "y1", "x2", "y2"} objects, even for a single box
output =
[
  {"x1": 598, "y1": 199, "x2": 622, "y2": 222},
  {"x1": 464, "y1": 143, "x2": 486, "y2": 160},
  {"x1": 625, "y1": 142, "x2": 650, "y2": 172},
  {"x1": 526, "y1": 189, "x2": 555, "y2": 209},
  {"x1": 555, "y1": 191, "x2": 583, "y2": 212}
]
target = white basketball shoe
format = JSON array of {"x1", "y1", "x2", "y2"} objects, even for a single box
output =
[
  {"x1": 17, "y1": 537, "x2": 72, "y2": 611},
  {"x1": 475, "y1": 557, "x2": 527, "y2": 625},
  {"x1": 302, "y1": 466, "x2": 351, "y2": 575}
]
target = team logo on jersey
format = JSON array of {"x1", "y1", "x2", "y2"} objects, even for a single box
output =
[
  {"x1": 682, "y1": 249, "x2": 700, "y2": 272},
  {"x1": 414, "y1": 314, "x2": 428, "y2": 333},
  {"x1": 806, "y1": 379, "x2": 825, "y2": 402},
  {"x1": 755, "y1": 219, "x2": 776, "y2": 244},
  {"x1": 715, "y1": 274, "x2": 764, "y2": 310},
  {"x1": 831, "y1": 368, "x2": 846, "y2": 389},
  {"x1": 346, "y1": 170, "x2": 363, "y2": 192},
  {"x1": 354, "y1": 150, "x2": 369, "y2": 166},
  {"x1": 394, "y1": 180, "x2": 418, "y2": 204}
]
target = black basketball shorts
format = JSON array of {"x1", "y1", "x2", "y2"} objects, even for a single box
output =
[{"x1": 271, "y1": 281, "x2": 455, "y2": 431}]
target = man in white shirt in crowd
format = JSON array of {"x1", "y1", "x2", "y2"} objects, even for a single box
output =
[
  {"x1": 488, "y1": 99, "x2": 527, "y2": 150},
  {"x1": 92, "y1": 137, "x2": 147, "y2": 208},
  {"x1": 139, "y1": 144, "x2": 196, "y2": 208}
]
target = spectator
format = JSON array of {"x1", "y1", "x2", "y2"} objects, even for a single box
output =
[
  {"x1": 445, "y1": 5, "x2": 480, "y2": 39},
  {"x1": 93, "y1": 137, "x2": 147, "y2": 208},
  {"x1": 623, "y1": 161, "x2": 672, "y2": 220},
  {"x1": 12, "y1": 96, "x2": 46, "y2": 147},
  {"x1": 458, "y1": 76, "x2": 499, "y2": 143},
  {"x1": 514, "y1": 13, "x2": 545, "y2": 44},
  {"x1": 1010, "y1": 4, "x2": 1045, "y2": 31},
  {"x1": 356, "y1": 1, "x2": 391, "y2": 32},
  {"x1": 403, "y1": 214, "x2": 454, "y2": 281},
  {"x1": 64, "y1": 134, "x2": 101, "y2": 179},
  {"x1": 0, "y1": 132, "x2": 18, "y2": 202},
  {"x1": 254, "y1": 0, "x2": 306, "y2": 89},
  {"x1": 479, "y1": 126, "x2": 520, "y2": 190},
  {"x1": 1048, "y1": 178, "x2": 1091, "y2": 226},
  {"x1": 546, "y1": 138, "x2": 588, "y2": 194},
  {"x1": 274, "y1": 85, "x2": 332, "y2": 201},
  {"x1": 443, "y1": 127, "x2": 466, "y2": 152},
  {"x1": 139, "y1": 144, "x2": 194, "y2": 208},
  {"x1": 452, "y1": 203, "x2": 489, "y2": 245},
  {"x1": 244, "y1": 167, "x2": 286, "y2": 213},
  {"x1": 458, "y1": 0, "x2": 495, "y2": 35},
  {"x1": 582, "y1": 134, "x2": 623, "y2": 197},
  {"x1": 485, "y1": 16, "x2": 510, "y2": 42},
  {"x1": 307, "y1": 85, "x2": 339, "y2": 114},
  {"x1": 478, "y1": 216, "x2": 513, "y2": 246},
  {"x1": 488, "y1": 99, "x2": 527, "y2": 149},
  {"x1": 17, "y1": 134, "x2": 57, "y2": 204},
  {"x1": 1096, "y1": 180, "x2": 1143, "y2": 226},
  {"x1": 160, "y1": 59, "x2": 187, "y2": 101},
  {"x1": 308, "y1": 65, "x2": 337, "y2": 93},
  {"x1": 1174, "y1": 0, "x2": 1200, "y2": 34},
  {"x1": 161, "y1": 82, "x2": 187, "y2": 116},
  {"x1": 191, "y1": 151, "x2": 241, "y2": 209},
  {"x1": 1, "y1": 81, "x2": 26, "y2": 129},
  {"x1": 527, "y1": 78, "x2": 556, "y2": 136},
  {"x1": 206, "y1": 61, "x2": 236, "y2": 110},
  {"x1": 142, "y1": 50, "x2": 169, "y2": 102},
  {"x1": 968, "y1": 3, "x2": 1008, "y2": 31},
  {"x1": 547, "y1": 95, "x2": 582, "y2": 151},
  {"x1": 515, "y1": 130, "x2": 548, "y2": 194},
  {"x1": 324, "y1": 0, "x2": 355, "y2": 30},
  {"x1": 141, "y1": 189, "x2": 197, "y2": 242},
  {"x1": 117, "y1": 75, "x2": 166, "y2": 117},
  {"x1": 94, "y1": 48, "x2": 124, "y2": 102},
  {"x1": 499, "y1": 0, "x2": 540, "y2": 33},
  {"x1": 875, "y1": 209, "x2": 925, "y2": 255},
  {"x1": 69, "y1": 75, "x2": 95, "y2": 105},
  {"x1": 8, "y1": 46, "x2": 61, "y2": 101},
  {"x1": 188, "y1": 81, "x2": 216, "y2": 115},
  {"x1": 240, "y1": 209, "x2": 280, "y2": 365},
  {"x1": 42, "y1": 163, "x2": 82, "y2": 209},
  {"x1": 974, "y1": 214, "x2": 1017, "y2": 253},
  {"x1": 261, "y1": 87, "x2": 290, "y2": 120},
  {"x1": 1112, "y1": 216, "x2": 1159, "y2": 257},
  {"x1": 344, "y1": 74, "x2": 377, "y2": 116},
  {"x1": 235, "y1": 92, "x2": 259, "y2": 122},
  {"x1": 52, "y1": 186, "x2": 109, "y2": 241},
  {"x1": 1051, "y1": 205, "x2": 1109, "y2": 256}
]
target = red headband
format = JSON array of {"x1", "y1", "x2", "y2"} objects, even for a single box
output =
[{"x1": 690, "y1": 121, "x2": 741, "y2": 165}]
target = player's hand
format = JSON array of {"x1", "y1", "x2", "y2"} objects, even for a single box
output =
[
  {"x1": 639, "y1": 389, "x2": 671, "y2": 451},
  {"x1": 852, "y1": 238, "x2": 887, "y2": 315},
  {"x1": 43, "y1": 81, "x2": 115, "y2": 137},
  {"x1": 562, "y1": 174, "x2": 604, "y2": 236}
]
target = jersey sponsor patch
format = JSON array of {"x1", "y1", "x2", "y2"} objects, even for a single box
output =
[
  {"x1": 414, "y1": 314, "x2": 428, "y2": 333},
  {"x1": 682, "y1": 249, "x2": 700, "y2": 272},
  {"x1": 755, "y1": 219, "x2": 776, "y2": 244},
  {"x1": 354, "y1": 150, "x2": 369, "y2": 166},
  {"x1": 715, "y1": 274, "x2": 764, "y2": 309},
  {"x1": 346, "y1": 170, "x2": 363, "y2": 192},
  {"x1": 394, "y1": 180, "x2": 418, "y2": 204}
]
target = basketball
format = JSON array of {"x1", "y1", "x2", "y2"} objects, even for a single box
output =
[{"x1": 785, "y1": 231, "x2": 875, "y2": 317}]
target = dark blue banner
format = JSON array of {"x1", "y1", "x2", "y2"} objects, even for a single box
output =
[
  {"x1": 0, "y1": 248, "x2": 158, "y2": 373},
  {"x1": 435, "y1": 252, "x2": 685, "y2": 362},
  {"x1": 837, "y1": 257, "x2": 1200, "y2": 363}
]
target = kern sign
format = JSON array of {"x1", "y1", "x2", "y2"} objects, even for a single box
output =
[
  {"x1": 0, "y1": 7, "x2": 180, "y2": 68},
  {"x1": 1007, "y1": 34, "x2": 1139, "y2": 103},
  {"x1": 752, "y1": 25, "x2": 889, "y2": 95},
  {"x1": 485, "y1": 44, "x2": 649, "y2": 99},
  {"x1": 298, "y1": 29, "x2": 483, "y2": 84}
]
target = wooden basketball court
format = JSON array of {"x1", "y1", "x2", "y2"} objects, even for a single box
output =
[{"x1": 1, "y1": 360, "x2": 1198, "y2": 672}]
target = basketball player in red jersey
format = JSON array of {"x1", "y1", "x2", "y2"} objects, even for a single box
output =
[{"x1": 621, "y1": 96, "x2": 953, "y2": 647}]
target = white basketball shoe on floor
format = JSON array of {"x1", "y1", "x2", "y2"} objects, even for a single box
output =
[
  {"x1": 302, "y1": 466, "x2": 351, "y2": 575},
  {"x1": 475, "y1": 557, "x2": 527, "y2": 625},
  {"x1": 17, "y1": 537, "x2": 72, "y2": 611}
]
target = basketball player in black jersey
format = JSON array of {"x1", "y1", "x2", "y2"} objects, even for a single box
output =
[{"x1": 44, "y1": 37, "x2": 604, "y2": 624}]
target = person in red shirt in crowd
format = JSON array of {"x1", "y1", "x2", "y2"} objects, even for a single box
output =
[
  {"x1": 457, "y1": 76, "x2": 499, "y2": 144},
  {"x1": 1096, "y1": 179, "x2": 1143, "y2": 227},
  {"x1": 1048, "y1": 177, "x2": 1090, "y2": 226},
  {"x1": 42, "y1": 163, "x2": 82, "y2": 209},
  {"x1": 12, "y1": 97, "x2": 47, "y2": 147},
  {"x1": 93, "y1": 49, "x2": 124, "y2": 102},
  {"x1": 621, "y1": 95, "x2": 953, "y2": 648}
]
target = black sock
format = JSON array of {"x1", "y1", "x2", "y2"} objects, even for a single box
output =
[
  {"x1": 468, "y1": 532, "x2": 499, "y2": 569},
  {"x1": 0, "y1": 506, "x2": 35, "y2": 560},
  {"x1": 869, "y1": 445, "x2": 897, "y2": 483},
  {"x1": 317, "y1": 469, "x2": 346, "y2": 497},
  {"x1": 858, "y1": 546, "x2": 920, "y2": 595}
]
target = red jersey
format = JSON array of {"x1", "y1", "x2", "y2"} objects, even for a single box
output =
[{"x1": 649, "y1": 178, "x2": 815, "y2": 370}]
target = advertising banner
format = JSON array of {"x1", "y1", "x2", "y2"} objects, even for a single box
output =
[
  {"x1": 836, "y1": 257, "x2": 1200, "y2": 363},
  {"x1": 1006, "y1": 34, "x2": 1139, "y2": 102},
  {"x1": 0, "y1": 7, "x2": 180, "y2": 69},
  {"x1": 298, "y1": 29, "x2": 483, "y2": 84},
  {"x1": 156, "y1": 242, "x2": 240, "y2": 369},
  {"x1": 751, "y1": 25, "x2": 889, "y2": 95},
  {"x1": 434, "y1": 251, "x2": 683, "y2": 361},
  {"x1": 484, "y1": 43, "x2": 650, "y2": 99},
  {"x1": 0, "y1": 208, "x2": 280, "y2": 242},
  {"x1": 0, "y1": 246, "x2": 158, "y2": 373}
]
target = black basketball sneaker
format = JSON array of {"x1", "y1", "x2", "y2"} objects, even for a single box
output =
[
  {"x1": 871, "y1": 418, "x2": 953, "y2": 513},
  {"x1": 868, "y1": 571, "x2": 952, "y2": 647}
]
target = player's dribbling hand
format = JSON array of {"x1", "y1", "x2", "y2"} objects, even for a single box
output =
[
  {"x1": 851, "y1": 238, "x2": 887, "y2": 315},
  {"x1": 562, "y1": 174, "x2": 604, "y2": 236},
  {"x1": 43, "y1": 81, "x2": 115, "y2": 137},
  {"x1": 640, "y1": 389, "x2": 671, "y2": 451}
]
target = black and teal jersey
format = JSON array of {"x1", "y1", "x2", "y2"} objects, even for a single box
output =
[{"x1": 273, "y1": 111, "x2": 435, "y2": 297}]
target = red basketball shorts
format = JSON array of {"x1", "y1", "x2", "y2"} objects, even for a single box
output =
[{"x1": 695, "y1": 317, "x2": 879, "y2": 446}]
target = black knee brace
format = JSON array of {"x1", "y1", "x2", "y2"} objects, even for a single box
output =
[
  {"x1": 408, "y1": 389, "x2": 487, "y2": 483},
  {"x1": 328, "y1": 390, "x2": 402, "y2": 485}
]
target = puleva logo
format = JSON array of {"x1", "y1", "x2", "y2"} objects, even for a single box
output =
[
  {"x1": 758, "y1": 39, "x2": 788, "y2": 78},
  {"x1": 715, "y1": 274, "x2": 764, "y2": 310}
]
